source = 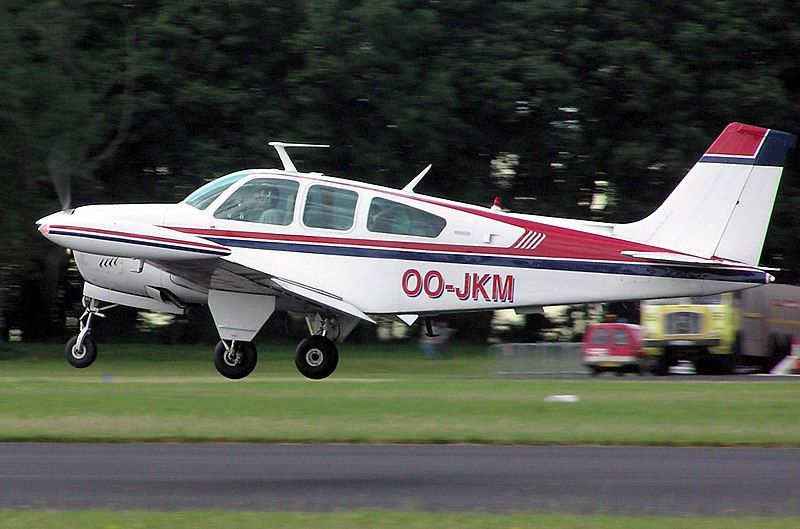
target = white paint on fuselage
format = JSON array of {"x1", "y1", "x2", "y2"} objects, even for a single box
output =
[{"x1": 64, "y1": 168, "x2": 766, "y2": 317}]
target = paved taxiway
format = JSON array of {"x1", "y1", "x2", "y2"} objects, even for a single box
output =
[{"x1": 1, "y1": 444, "x2": 798, "y2": 514}]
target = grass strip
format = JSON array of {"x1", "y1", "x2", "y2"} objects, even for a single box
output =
[
  {"x1": 1, "y1": 343, "x2": 799, "y2": 445},
  {"x1": 0, "y1": 510, "x2": 797, "y2": 529}
]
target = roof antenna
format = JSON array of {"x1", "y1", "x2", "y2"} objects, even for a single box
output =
[
  {"x1": 402, "y1": 164, "x2": 432, "y2": 193},
  {"x1": 268, "y1": 142, "x2": 329, "y2": 172}
]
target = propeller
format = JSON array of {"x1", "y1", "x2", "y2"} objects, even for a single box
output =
[{"x1": 47, "y1": 149, "x2": 71, "y2": 211}]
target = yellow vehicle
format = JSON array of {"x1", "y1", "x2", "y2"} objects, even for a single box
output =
[
  {"x1": 641, "y1": 285, "x2": 800, "y2": 375},
  {"x1": 640, "y1": 293, "x2": 738, "y2": 375}
]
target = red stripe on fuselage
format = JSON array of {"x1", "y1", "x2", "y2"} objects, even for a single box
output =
[
  {"x1": 50, "y1": 224, "x2": 230, "y2": 252},
  {"x1": 286, "y1": 173, "x2": 689, "y2": 259},
  {"x1": 172, "y1": 225, "x2": 693, "y2": 263}
]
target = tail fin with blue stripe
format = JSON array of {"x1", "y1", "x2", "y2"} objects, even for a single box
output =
[{"x1": 615, "y1": 123, "x2": 796, "y2": 266}]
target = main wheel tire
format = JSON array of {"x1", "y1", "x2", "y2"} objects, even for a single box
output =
[
  {"x1": 213, "y1": 341, "x2": 257, "y2": 380},
  {"x1": 66, "y1": 334, "x2": 98, "y2": 369},
  {"x1": 295, "y1": 335, "x2": 339, "y2": 380}
]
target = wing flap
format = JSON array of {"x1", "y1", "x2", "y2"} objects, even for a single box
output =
[{"x1": 271, "y1": 277, "x2": 375, "y2": 324}]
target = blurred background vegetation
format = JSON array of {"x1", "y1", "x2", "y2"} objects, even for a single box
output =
[{"x1": 1, "y1": 0, "x2": 799, "y2": 344}]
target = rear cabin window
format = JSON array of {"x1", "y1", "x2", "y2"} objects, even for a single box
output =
[
  {"x1": 303, "y1": 185, "x2": 358, "y2": 230},
  {"x1": 367, "y1": 197, "x2": 446, "y2": 238},
  {"x1": 213, "y1": 178, "x2": 299, "y2": 225}
]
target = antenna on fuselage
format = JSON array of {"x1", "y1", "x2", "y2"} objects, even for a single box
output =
[
  {"x1": 402, "y1": 164, "x2": 432, "y2": 193},
  {"x1": 268, "y1": 142, "x2": 329, "y2": 172}
]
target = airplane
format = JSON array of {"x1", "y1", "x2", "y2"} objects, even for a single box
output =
[{"x1": 37, "y1": 122, "x2": 796, "y2": 380}]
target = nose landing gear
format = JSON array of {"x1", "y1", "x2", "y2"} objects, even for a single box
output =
[{"x1": 65, "y1": 297, "x2": 116, "y2": 369}]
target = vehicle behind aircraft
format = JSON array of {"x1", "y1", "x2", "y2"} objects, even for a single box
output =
[
  {"x1": 641, "y1": 284, "x2": 800, "y2": 374},
  {"x1": 582, "y1": 323, "x2": 645, "y2": 376}
]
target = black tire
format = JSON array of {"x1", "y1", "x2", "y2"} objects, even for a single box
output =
[
  {"x1": 694, "y1": 356, "x2": 711, "y2": 375},
  {"x1": 652, "y1": 355, "x2": 670, "y2": 376},
  {"x1": 589, "y1": 366, "x2": 601, "y2": 377},
  {"x1": 213, "y1": 341, "x2": 257, "y2": 380},
  {"x1": 66, "y1": 334, "x2": 97, "y2": 369},
  {"x1": 295, "y1": 335, "x2": 339, "y2": 380},
  {"x1": 717, "y1": 354, "x2": 735, "y2": 375}
]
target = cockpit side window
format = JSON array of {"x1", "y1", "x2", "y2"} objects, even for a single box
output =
[
  {"x1": 367, "y1": 197, "x2": 446, "y2": 238},
  {"x1": 213, "y1": 178, "x2": 299, "y2": 225},
  {"x1": 184, "y1": 170, "x2": 252, "y2": 210},
  {"x1": 303, "y1": 185, "x2": 358, "y2": 230}
]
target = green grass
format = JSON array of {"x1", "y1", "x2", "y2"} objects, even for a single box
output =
[
  {"x1": 0, "y1": 511, "x2": 797, "y2": 529},
  {"x1": 1, "y1": 342, "x2": 799, "y2": 445}
]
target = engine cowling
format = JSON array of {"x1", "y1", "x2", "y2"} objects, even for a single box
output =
[{"x1": 74, "y1": 252, "x2": 208, "y2": 311}]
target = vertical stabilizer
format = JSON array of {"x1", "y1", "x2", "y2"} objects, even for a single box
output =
[{"x1": 615, "y1": 123, "x2": 796, "y2": 265}]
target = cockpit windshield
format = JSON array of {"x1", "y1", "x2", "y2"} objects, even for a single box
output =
[{"x1": 184, "y1": 170, "x2": 252, "y2": 210}]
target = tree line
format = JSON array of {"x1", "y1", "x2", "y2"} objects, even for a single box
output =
[{"x1": 1, "y1": 0, "x2": 799, "y2": 342}]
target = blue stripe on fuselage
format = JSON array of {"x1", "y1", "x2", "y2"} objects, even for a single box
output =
[
  {"x1": 50, "y1": 229, "x2": 229, "y2": 256},
  {"x1": 208, "y1": 237, "x2": 766, "y2": 284}
]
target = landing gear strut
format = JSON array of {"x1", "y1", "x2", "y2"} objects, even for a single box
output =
[
  {"x1": 65, "y1": 297, "x2": 115, "y2": 369},
  {"x1": 213, "y1": 340, "x2": 258, "y2": 380}
]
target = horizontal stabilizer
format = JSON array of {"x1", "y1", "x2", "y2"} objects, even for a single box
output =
[{"x1": 620, "y1": 251, "x2": 721, "y2": 265}]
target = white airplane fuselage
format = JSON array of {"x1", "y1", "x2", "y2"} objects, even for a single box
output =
[{"x1": 58, "y1": 167, "x2": 768, "y2": 319}]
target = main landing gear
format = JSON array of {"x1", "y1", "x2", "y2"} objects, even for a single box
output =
[
  {"x1": 212, "y1": 340, "x2": 258, "y2": 380},
  {"x1": 65, "y1": 297, "x2": 116, "y2": 369},
  {"x1": 294, "y1": 335, "x2": 339, "y2": 380},
  {"x1": 210, "y1": 334, "x2": 339, "y2": 380},
  {"x1": 210, "y1": 314, "x2": 342, "y2": 381}
]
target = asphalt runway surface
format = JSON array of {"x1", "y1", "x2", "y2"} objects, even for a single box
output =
[{"x1": 1, "y1": 444, "x2": 799, "y2": 514}]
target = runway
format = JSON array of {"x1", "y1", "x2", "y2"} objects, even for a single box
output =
[{"x1": 1, "y1": 443, "x2": 798, "y2": 514}]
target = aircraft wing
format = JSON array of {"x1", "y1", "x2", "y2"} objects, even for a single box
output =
[{"x1": 154, "y1": 256, "x2": 375, "y2": 324}]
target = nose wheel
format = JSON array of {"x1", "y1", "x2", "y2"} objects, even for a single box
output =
[
  {"x1": 295, "y1": 335, "x2": 338, "y2": 380},
  {"x1": 64, "y1": 297, "x2": 115, "y2": 369},
  {"x1": 65, "y1": 334, "x2": 98, "y2": 368},
  {"x1": 213, "y1": 341, "x2": 258, "y2": 380}
]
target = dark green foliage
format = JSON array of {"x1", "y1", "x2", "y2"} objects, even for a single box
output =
[{"x1": 1, "y1": 1, "x2": 798, "y2": 341}]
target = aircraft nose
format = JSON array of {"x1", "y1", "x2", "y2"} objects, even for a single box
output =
[
  {"x1": 36, "y1": 211, "x2": 74, "y2": 238},
  {"x1": 36, "y1": 210, "x2": 71, "y2": 226}
]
